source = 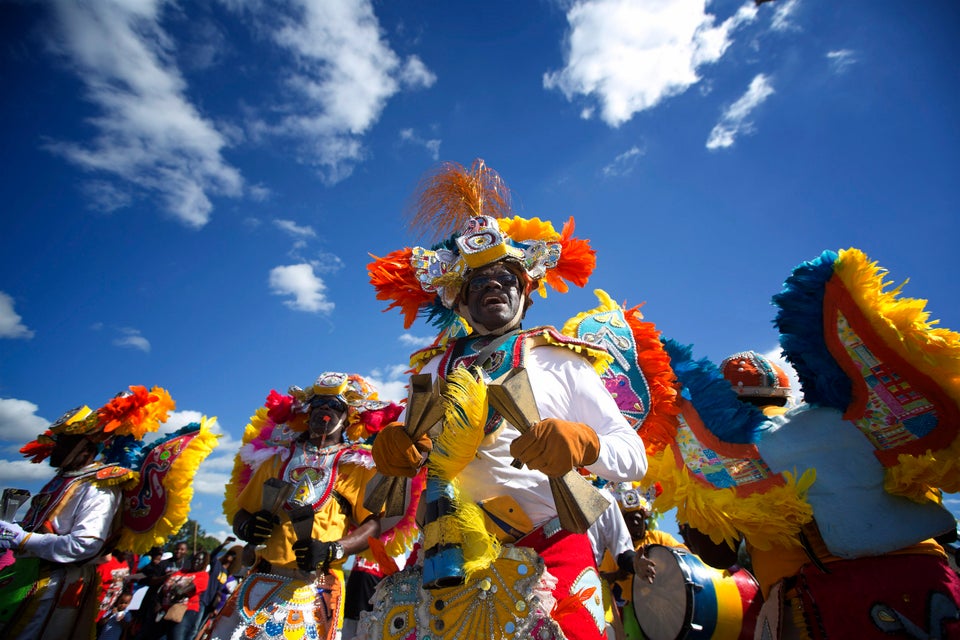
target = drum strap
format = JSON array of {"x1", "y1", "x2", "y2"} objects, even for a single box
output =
[{"x1": 798, "y1": 529, "x2": 830, "y2": 575}]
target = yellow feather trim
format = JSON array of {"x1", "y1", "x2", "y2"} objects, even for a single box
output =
[
  {"x1": 648, "y1": 445, "x2": 816, "y2": 551},
  {"x1": 223, "y1": 407, "x2": 272, "y2": 521},
  {"x1": 118, "y1": 417, "x2": 220, "y2": 554},
  {"x1": 498, "y1": 216, "x2": 560, "y2": 242},
  {"x1": 885, "y1": 431, "x2": 960, "y2": 501},
  {"x1": 835, "y1": 248, "x2": 960, "y2": 497},
  {"x1": 431, "y1": 367, "x2": 487, "y2": 482},
  {"x1": 455, "y1": 487, "x2": 502, "y2": 579},
  {"x1": 92, "y1": 468, "x2": 139, "y2": 490}
]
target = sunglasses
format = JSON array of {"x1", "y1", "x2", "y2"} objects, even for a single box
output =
[
  {"x1": 467, "y1": 272, "x2": 520, "y2": 292},
  {"x1": 309, "y1": 396, "x2": 347, "y2": 412}
]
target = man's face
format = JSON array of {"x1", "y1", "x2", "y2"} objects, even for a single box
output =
[
  {"x1": 307, "y1": 396, "x2": 349, "y2": 439},
  {"x1": 624, "y1": 508, "x2": 650, "y2": 543},
  {"x1": 462, "y1": 263, "x2": 525, "y2": 333},
  {"x1": 49, "y1": 434, "x2": 88, "y2": 469},
  {"x1": 174, "y1": 543, "x2": 188, "y2": 559}
]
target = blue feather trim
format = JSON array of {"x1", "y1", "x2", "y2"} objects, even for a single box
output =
[
  {"x1": 662, "y1": 339, "x2": 767, "y2": 444},
  {"x1": 772, "y1": 250, "x2": 852, "y2": 411},
  {"x1": 101, "y1": 434, "x2": 142, "y2": 469}
]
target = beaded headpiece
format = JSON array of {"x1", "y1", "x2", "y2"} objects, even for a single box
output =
[
  {"x1": 368, "y1": 159, "x2": 597, "y2": 329},
  {"x1": 720, "y1": 351, "x2": 791, "y2": 399},
  {"x1": 609, "y1": 481, "x2": 662, "y2": 513}
]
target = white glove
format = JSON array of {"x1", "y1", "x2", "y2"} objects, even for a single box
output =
[{"x1": 0, "y1": 520, "x2": 25, "y2": 550}]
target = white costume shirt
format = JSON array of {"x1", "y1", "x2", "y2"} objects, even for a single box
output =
[
  {"x1": 421, "y1": 342, "x2": 647, "y2": 527},
  {"x1": 586, "y1": 488, "x2": 633, "y2": 566},
  {"x1": 20, "y1": 466, "x2": 122, "y2": 564}
]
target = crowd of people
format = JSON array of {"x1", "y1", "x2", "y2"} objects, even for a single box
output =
[{"x1": 2, "y1": 159, "x2": 959, "y2": 639}]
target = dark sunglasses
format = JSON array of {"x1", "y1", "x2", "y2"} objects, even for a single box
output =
[
  {"x1": 309, "y1": 396, "x2": 347, "y2": 412},
  {"x1": 467, "y1": 272, "x2": 520, "y2": 292}
]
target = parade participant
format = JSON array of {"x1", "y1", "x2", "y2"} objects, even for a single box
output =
[
  {"x1": 211, "y1": 373, "x2": 404, "y2": 640},
  {"x1": 646, "y1": 249, "x2": 960, "y2": 639},
  {"x1": 362, "y1": 159, "x2": 647, "y2": 639},
  {"x1": 0, "y1": 386, "x2": 217, "y2": 640}
]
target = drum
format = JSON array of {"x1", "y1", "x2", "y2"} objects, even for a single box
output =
[{"x1": 632, "y1": 545, "x2": 761, "y2": 640}]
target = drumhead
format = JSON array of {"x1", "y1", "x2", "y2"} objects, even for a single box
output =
[{"x1": 631, "y1": 544, "x2": 689, "y2": 640}]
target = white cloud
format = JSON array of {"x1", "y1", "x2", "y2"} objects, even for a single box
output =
[
  {"x1": 113, "y1": 327, "x2": 151, "y2": 353},
  {"x1": 399, "y1": 128, "x2": 441, "y2": 160},
  {"x1": 238, "y1": 0, "x2": 436, "y2": 184},
  {"x1": 269, "y1": 263, "x2": 334, "y2": 313},
  {"x1": 770, "y1": 0, "x2": 800, "y2": 32},
  {"x1": 0, "y1": 459, "x2": 57, "y2": 484},
  {"x1": 274, "y1": 219, "x2": 317, "y2": 238},
  {"x1": 544, "y1": 0, "x2": 757, "y2": 127},
  {"x1": 0, "y1": 398, "x2": 49, "y2": 442},
  {"x1": 0, "y1": 292, "x2": 34, "y2": 339},
  {"x1": 602, "y1": 146, "x2": 645, "y2": 177},
  {"x1": 706, "y1": 73, "x2": 774, "y2": 150},
  {"x1": 399, "y1": 333, "x2": 436, "y2": 348},
  {"x1": 43, "y1": 0, "x2": 243, "y2": 227},
  {"x1": 365, "y1": 365, "x2": 410, "y2": 402},
  {"x1": 827, "y1": 49, "x2": 857, "y2": 74}
]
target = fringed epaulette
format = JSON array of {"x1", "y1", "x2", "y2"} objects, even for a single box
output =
[
  {"x1": 647, "y1": 340, "x2": 815, "y2": 551},
  {"x1": 341, "y1": 445, "x2": 376, "y2": 469},
  {"x1": 775, "y1": 248, "x2": 960, "y2": 501},
  {"x1": 523, "y1": 326, "x2": 613, "y2": 374},
  {"x1": 90, "y1": 464, "x2": 139, "y2": 489}
]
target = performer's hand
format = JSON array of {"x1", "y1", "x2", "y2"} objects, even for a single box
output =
[
  {"x1": 235, "y1": 509, "x2": 277, "y2": 545},
  {"x1": 509, "y1": 418, "x2": 600, "y2": 477},
  {"x1": 633, "y1": 554, "x2": 657, "y2": 583},
  {"x1": 0, "y1": 520, "x2": 25, "y2": 550},
  {"x1": 372, "y1": 423, "x2": 432, "y2": 477},
  {"x1": 292, "y1": 538, "x2": 334, "y2": 572}
]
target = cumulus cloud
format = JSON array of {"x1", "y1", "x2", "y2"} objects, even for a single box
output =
[
  {"x1": 269, "y1": 263, "x2": 334, "y2": 313},
  {"x1": 0, "y1": 398, "x2": 49, "y2": 442},
  {"x1": 827, "y1": 49, "x2": 857, "y2": 74},
  {"x1": 237, "y1": 0, "x2": 436, "y2": 184},
  {"x1": 365, "y1": 365, "x2": 410, "y2": 402},
  {"x1": 544, "y1": 0, "x2": 757, "y2": 127},
  {"x1": 706, "y1": 73, "x2": 774, "y2": 150},
  {"x1": 42, "y1": 0, "x2": 243, "y2": 227},
  {"x1": 113, "y1": 327, "x2": 151, "y2": 353},
  {"x1": 0, "y1": 459, "x2": 57, "y2": 484},
  {"x1": 602, "y1": 146, "x2": 645, "y2": 177},
  {"x1": 399, "y1": 128, "x2": 441, "y2": 161},
  {"x1": 0, "y1": 292, "x2": 34, "y2": 339}
]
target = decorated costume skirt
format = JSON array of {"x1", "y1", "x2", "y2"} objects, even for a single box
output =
[
  {"x1": 356, "y1": 522, "x2": 606, "y2": 640},
  {"x1": 207, "y1": 568, "x2": 344, "y2": 640}
]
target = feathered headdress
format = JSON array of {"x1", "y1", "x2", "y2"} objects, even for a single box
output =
[
  {"x1": 20, "y1": 385, "x2": 176, "y2": 463},
  {"x1": 368, "y1": 159, "x2": 597, "y2": 330}
]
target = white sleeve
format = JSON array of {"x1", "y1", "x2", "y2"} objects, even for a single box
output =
[
  {"x1": 20, "y1": 481, "x2": 120, "y2": 564},
  {"x1": 529, "y1": 346, "x2": 648, "y2": 482},
  {"x1": 586, "y1": 488, "x2": 633, "y2": 565}
]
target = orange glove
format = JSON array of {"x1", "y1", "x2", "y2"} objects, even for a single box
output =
[
  {"x1": 509, "y1": 418, "x2": 600, "y2": 477},
  {"x1": 372, "y1": 423, "x2": 432, "y2": 477}
]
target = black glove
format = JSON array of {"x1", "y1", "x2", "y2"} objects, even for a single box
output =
[
  {"x1": 292, "y1": 539, "x2": 333, "y2": 572},
  {"x1": 617, "y1": 549, "x2": 638, "y2": 574},
  {"x1": 235, "y1": 509, "x2": 277, "y2": 545}
]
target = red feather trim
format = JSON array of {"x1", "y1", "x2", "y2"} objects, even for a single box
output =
[
  {"x1": 20, "y1": 433, "x2": 55, "y2": 463},
  {"x1": 366, "y1": 536, "x2": 400, "y2": 576},
  {"x1": 546, "y1": 217, "x2": 596, "y2": 293},
  {"x1": 368, "y1": 248, "x2": 435, "y2": 329},
  {"x1": 358, "y1": 405, "x2": 404, "y2": 434}
]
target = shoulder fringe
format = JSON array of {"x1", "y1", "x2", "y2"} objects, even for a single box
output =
[{"x1": 648, "y1": 445, "x2": 816, "y2": 551}]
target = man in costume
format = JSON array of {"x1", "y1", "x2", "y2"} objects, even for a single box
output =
[
  {"x1": 0, "y1": 386, "x2": 217, "y2": 640},
  {"x1": 642, "y1": 250, "x2": 960, "y2": 639},
  {"x1": 362, "y1": 159, "x2": 647, "y2": 639},
  {"x1": 211, "y1": 372, "x2": 404, "y2": 640}
]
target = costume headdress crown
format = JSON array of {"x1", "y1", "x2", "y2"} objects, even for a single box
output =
[
  {"x1": 610, "y1": 481, "x2": 662, "y2": 513},
  {"x1": 369, "y1": 159, "x2": 597, "y2": 330},
  {"x1": 720, "y1": 351, "x2": 791, "y2": 399}
]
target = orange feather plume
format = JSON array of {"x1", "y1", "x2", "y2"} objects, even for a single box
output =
[
  {"x1": 406, "y1": 159, "x2": 512, "y2": 242},
  {"x1": 368, "y1": 248, "x2": 435, "y2": 329},
  {"x1": 544, "y1": 217, "x2": 596, "y2": 293}
]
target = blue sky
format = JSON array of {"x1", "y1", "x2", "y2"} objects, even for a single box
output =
[{"x1": 1, "y1": 0, "x2": 958, "y2": 542}]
